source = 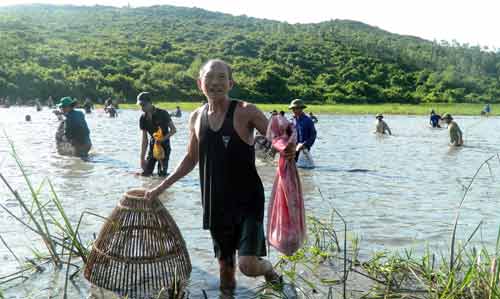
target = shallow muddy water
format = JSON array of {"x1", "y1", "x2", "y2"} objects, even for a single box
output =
[{"x1": 1, "y1": 106, "x2": 500, "y2": 298}]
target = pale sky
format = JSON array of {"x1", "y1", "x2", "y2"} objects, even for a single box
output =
[{"x1": 1, "y1": 0, "x2": 499, "y2": 49}]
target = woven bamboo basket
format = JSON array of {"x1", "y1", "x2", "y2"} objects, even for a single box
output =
[{"x1": 84, "y1": 188, "x2": 192, "y2": 299}]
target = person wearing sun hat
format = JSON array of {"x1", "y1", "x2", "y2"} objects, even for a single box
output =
[
  {"x1": 375, "y1": 113, "x2": 392, "y2": 135},
  {"x1": 442, "y1": 113, "x2": 463, "y2": 146},
  {"x1": 56, "y1": 96, "x2": 92, "y2": 157},
  {"x1": 289, "y1": 99, "x2": 317, "y2": 162}
]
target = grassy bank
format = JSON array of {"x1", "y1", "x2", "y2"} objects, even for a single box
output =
[{"x1": 115, "y1": 102, "x2": 496, "y2": 116}]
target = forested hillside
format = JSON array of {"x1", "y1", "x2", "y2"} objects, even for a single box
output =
[{"x1": 0, "y1": 4, "x2": 499, "y2": 104}]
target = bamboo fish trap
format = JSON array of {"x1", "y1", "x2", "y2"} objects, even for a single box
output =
[{"x1": 84, "y1": 188, "x2": 192, "y2": 299}]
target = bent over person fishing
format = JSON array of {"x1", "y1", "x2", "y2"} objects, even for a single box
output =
[{"x1": 145, "y1": 59, "x2": 295, "y2": 295}]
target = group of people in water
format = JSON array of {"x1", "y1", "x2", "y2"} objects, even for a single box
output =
[
  {"x1": 1, "y1": 96, "x2": 123, "y2": 118},
  {"x1": 269, "y1": 109, "x2": 318, "y2": 124},
  {"x1": 254, "y1": 100, "x2": 318, "y2": 167},
  {"x1": 374, "y1": 109, "x2": 464, "y2": 146},
  {"x1": 14, "y1": 59, "x2": 318, "y2": 296},
  {"x1": 0, "y1": 96, "x2": 51, "y2": 109},
  {"x1": 0, "y1": 58, "x2": 489, "y2": 296},
  {"x1": 142, "y1": 60, "x2": 319, "y2": 295},
  {"x1": 6, "y1": 92, "x2": 186, "y2": 162},
  {"x1": 75, "y1": 97, "x2": 120, "y2": 117}
]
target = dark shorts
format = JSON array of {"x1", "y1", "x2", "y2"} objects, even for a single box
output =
[{"x1": 210, "y1": 216, "x2": 267, "y2": 260}]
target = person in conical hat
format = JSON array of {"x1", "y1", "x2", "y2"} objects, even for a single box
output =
[{"x1": 289, "y1": 99, "x2": 317, "y2": 163}]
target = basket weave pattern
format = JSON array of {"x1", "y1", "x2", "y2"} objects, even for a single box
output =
[{"x1": 84, "y1": 189, "x2": 192, "y2": 298}]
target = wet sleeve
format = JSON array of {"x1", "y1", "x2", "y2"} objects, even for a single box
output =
[
  {"x1": 304, "y1": 119, "x2": 317, "y2": 149},
  {"x1": 64, "y1": 114, "x2": 74, "y2": 140}
]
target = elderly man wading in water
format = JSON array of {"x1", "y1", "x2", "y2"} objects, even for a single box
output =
[{"x1": 145, "y1": 59, "x2": 295, "y2": 295}]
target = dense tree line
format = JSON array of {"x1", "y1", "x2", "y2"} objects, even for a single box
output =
[{"x1": 0, "y1": 4, "x2": 499, "y2": 104}]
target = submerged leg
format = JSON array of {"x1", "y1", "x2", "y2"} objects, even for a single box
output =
[{"x1": 219, "y1": 255, "x2": 236, "y2": 294}]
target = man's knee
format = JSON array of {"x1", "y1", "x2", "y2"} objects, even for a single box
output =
[
  {"x1": 238, "y1": 256, "x2": 257, "y2": 276},
  {"x1": 238, "y1": 256, "x2": 270, "y2": 277}
]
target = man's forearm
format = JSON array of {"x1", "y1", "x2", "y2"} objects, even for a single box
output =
[
  {"x1": 140, "y1": 140, "x2": 148, "y2": 160},
  {"x1": 166, "y1": 125, "x2": 177, "y2": 139},
  {"x1": 157, "y1": 154, "x2": 197, "y2": 192},
  {"x1": 65, "y1": 129, "x2": 73, "y2": 141},
  {"x1": 163, "y1": 130, "x2": 176, "y2": 140},
  {"x1": 303, "y1": 135, "x2": 316, "y2": 149}
]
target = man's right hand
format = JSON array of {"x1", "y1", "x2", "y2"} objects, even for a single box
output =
[{"x1": 144, "y1": 186, "x2": 162, "y2": 201}]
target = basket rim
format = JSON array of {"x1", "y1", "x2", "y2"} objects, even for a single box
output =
[{"x1": 124, "y1": 188, "x2": 147, "y2": 200}]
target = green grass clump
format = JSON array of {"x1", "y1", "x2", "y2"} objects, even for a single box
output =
[
  {"x1": 361, "y1": 244, "x2": 500, "y2": 299},
  {"x1": 258, "y1": 155, "x2": 500, "y2": 299},
  {"x1": 0, "y1": 136, "x2": 107, "y2": 298}
]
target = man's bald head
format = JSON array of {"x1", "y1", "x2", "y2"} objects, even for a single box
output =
[{"x1": 199, "y1": 59, "x2": 233, "y2": 80}]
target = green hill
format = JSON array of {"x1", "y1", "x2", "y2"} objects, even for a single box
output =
[{"x1": 0, "y1": 4, "x2": 499, "y2": 104}]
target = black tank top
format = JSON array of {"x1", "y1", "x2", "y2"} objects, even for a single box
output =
[{"x1": 199, "y1": 100, "x2": 265, "y2": 230}]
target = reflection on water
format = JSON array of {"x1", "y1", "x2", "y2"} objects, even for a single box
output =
[{"x1": 1, "y1": 107, "x2": 500, "y2": 298}]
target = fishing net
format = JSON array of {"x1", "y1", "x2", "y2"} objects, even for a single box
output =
[{"x1": 266, "y1": 115, "x2": 306, "y2": 256}]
